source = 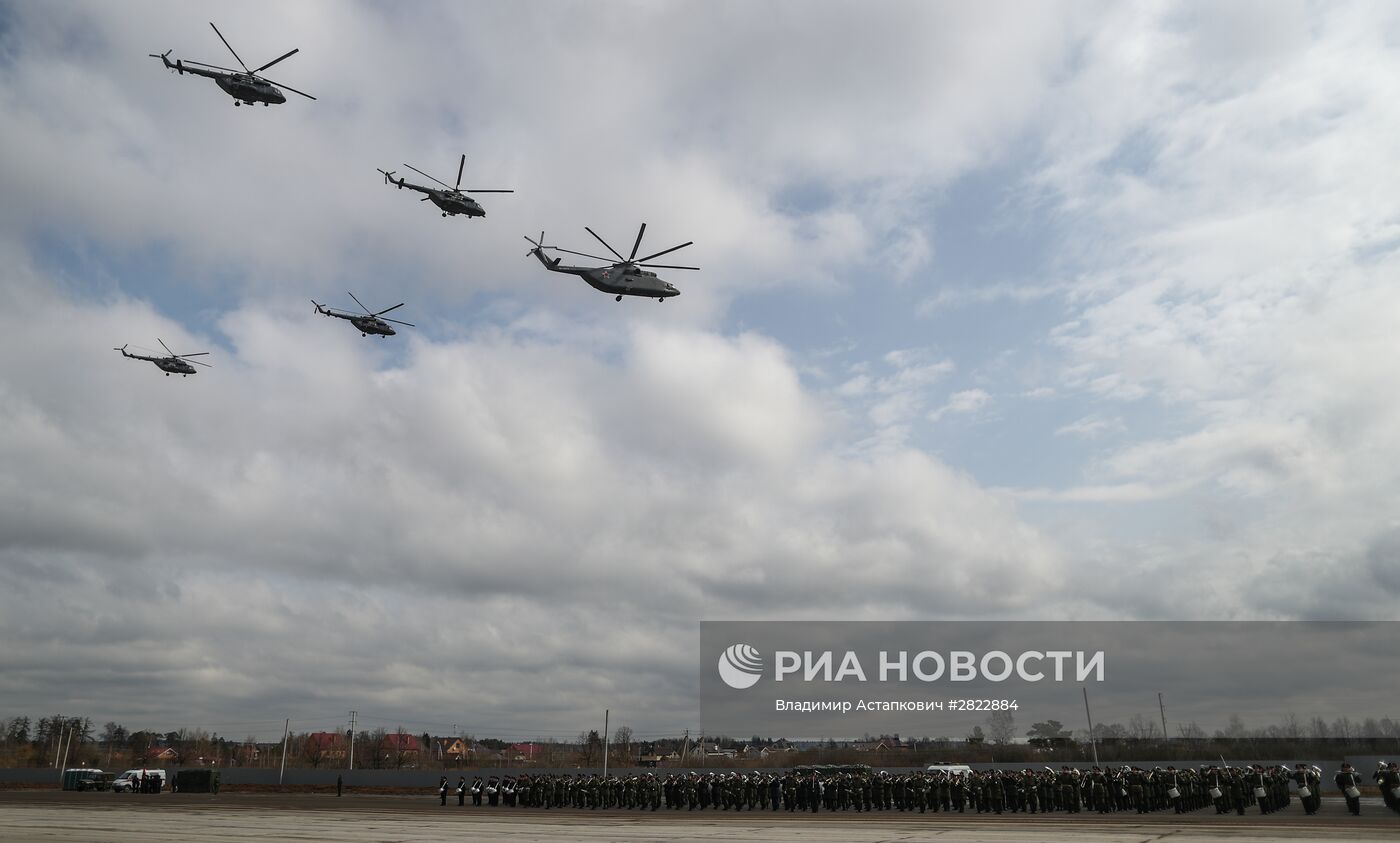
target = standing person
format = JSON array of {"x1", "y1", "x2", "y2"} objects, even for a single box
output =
[
  {"x1": 336, "y1": 774, "x2": 343, "y2": 798},
  {"x1": 1383, "y1": 761, "x2": 1400, "y2": 815},
  {"x1": 438, "y1": 776, "x2": 448, "y2": 806},
  {"x1": 1374, "y1": 761, "x2": 1400, "y2": 815},
  {"x1": 1335, "y1": 763, "x2": 1363, "y2": 816},
  {"x1": 457, "y1": 776, "x2": 467, "y2": 806},
  {"x1": 1291, "y1": 764, "x2": 1315, "y2": 815},
  {"x1": 470, "y1": 776, "x2": 483, "y2": 806}
]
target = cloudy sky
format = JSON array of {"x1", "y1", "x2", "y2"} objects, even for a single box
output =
[{"x1": 2, "y1": 0, "x2": 1399, "y2": 742}]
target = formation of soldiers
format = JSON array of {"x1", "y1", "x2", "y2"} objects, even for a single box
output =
[{"x1": 432, "y1": 761, "x2": 1400, "y2": 817}]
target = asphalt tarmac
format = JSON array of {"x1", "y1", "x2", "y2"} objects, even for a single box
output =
[{"x1": 0, "y1": 791, "x2": 1395, "y2": 842}]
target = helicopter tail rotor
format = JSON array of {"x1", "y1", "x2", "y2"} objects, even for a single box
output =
[
  {"x1": 148, "y1": 50, "x2": 181, "y2": 73},
  {"x1": 377, "y1": 169, "x2": 399, "y2": 187}
]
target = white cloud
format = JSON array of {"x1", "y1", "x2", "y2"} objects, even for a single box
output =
[
  {"x1": 928, "y1": 388, "x2": 991, "y2": 422},
  {"x1": 1054, "y1": 413, "x2": 1122, "y2": 439},
  {"x1": 0, "y1": 273, "x2": 1061, "y2": 731}
]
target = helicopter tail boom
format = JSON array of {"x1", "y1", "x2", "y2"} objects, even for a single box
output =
[{"x1": 148, "y1": 50, "x2": 184, "y2": 74}]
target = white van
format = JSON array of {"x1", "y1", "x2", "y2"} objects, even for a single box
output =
[
  {"x1": 926, "y1": 764, "x2": 973, "y2": 776},
  {"x1": 112, "y1": 769, "x2": 167, "y2": 793}
]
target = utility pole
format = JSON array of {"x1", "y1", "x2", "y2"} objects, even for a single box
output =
[
  {"x1": 1158, "y1": 693, "x2": 1169, "y2": 742},
  {"x1": 53, "y1": 724, "x2": 67, "y2": 769},
  {"x1": 601, "y1": 709, "x2": 610, "y2": 780},
  {"x1": 278, "y1": 718, "x2": 290, "y2": 785},
  {"x1": 1082, "y1": 687, "x2": 1099, "y2": 767},
  {"x1": 348, "y1": 711, "x2": 357, "y2": 771},
  {"x1": 680, "y1": 730, "x2": 689, "y2": 765},
  {"x1": 62, "y1": 727, "x2": 73, "y2": 769}
]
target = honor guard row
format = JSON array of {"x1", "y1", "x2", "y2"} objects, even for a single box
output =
[{"x1": 429, "y1": 763, "x2": 1399, "y2": 818}]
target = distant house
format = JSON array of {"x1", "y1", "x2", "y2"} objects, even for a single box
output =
[
  {"x1": 145, "y1": 746, "x2": 180, "y2": 764},
  {"x1": 380, "y1": 733, "x2": 421, "y2": 766},
  {"x1": 508, "y1": 742, "x2": 539, "y2": 763},
  {"x1": 853, "y1": 738, "x2": 906, "y2": 753},
  {"x1": 468, "y1": 742, "x2": 504, "y2": 764},
  {"x1": 307, "y1": 732, "x2": 347, "y2": 761},
  {"x1": 437, "y1": 738, "x2": 468, "y2": 762}
]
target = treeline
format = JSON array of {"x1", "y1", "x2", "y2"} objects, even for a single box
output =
[{"x1": 3, "y1": 712, "x2": 1397, "y2": 770}]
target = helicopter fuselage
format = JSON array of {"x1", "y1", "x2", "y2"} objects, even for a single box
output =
[
  {"x1": 388, "y1": 177, "x2": 485, "y2": 217},
  {"x1": 349, "y1": 315, "x2": 396, "y2": 336},
  {"x1": 154, "y1": 357, "x2": 198, "y2": 375},
  {"x1": 316, "y1": 306, "x2": 398, "y2": 336},
  {"x1": 215, "y1": 73, "x2": 286, "y2": 105},
  {"x1": 530, "y1": 248, "x2": 679, "y2": 299},
  {"x1": 427, "y1": 190, "x2": 484, "y2": 217}
]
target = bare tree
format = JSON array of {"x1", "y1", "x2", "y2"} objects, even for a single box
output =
[
  {"x1": 1176, "y1": 722, "x2": 1206, "y2": 740},
  {"x1": 612, "y1": 726, "x2": 633, "y2": 763},
  {"x1": 987, "y1": 711, "x2": 1016, "y2": 745}
]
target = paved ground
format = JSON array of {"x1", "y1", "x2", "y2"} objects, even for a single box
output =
[{"x1": 0, "y1": 792, "x2": 1394, "y2": 842}]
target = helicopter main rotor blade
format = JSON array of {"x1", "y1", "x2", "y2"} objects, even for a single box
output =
[
  {"x1": 183, "y1": 357, "x2": 213, "y2": 367},
  {"x1": 258, "y1": 75, "x2": 316, "y2": 100},
  {"x1": 628, "y1": 222, "x2": 647, "y2": 261},
  {"x1": 209, "y1": 22, "x2": 251, "y2": 74},
  {"x1": 383, "y1": 317, "x2": 415, "y2": 327},
  {"x1": 158, "y1": 338, "x2": 176, "y2": 357},
  {"x1": 456, "y1": 154, "x2": 465, "y2": 191},
  {"x1": 176, "y1": 352, "x2": 211, "y2": 357},
  {"x1": 403, "y1": 163, "x2": 454, "y2": 191},
  {"x1": 375, "y1": 302, "x2": 406, "y2": 316},
  {"x1": 347, "y1": 292, "x2": 374, "y2": 315},
  {"x1": 549, "y1": 246, "x2": 616, "y2": 262},
  {"x1": 253, "y1": 47, "x2": 298, "y2": 75},
  {"x1": 584, "y1": 227, "x2": 627, "y2": 262},
  {"x1": 466, "y1": 189, "x2": 514, "y2": 193},
  {"x1": 640, "y1": 263, "x2": 700, "y2": 270},
  {"x1": 634, "y1": 241, "x2": 693, "y2": 264},
  {"x1": 182, "y1": 59, "x2": 242, "y2": 74}
]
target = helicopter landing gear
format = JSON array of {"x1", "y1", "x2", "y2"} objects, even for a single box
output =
[
  {"x1": 165, "y1": 372, "x2": 170, "y2": 376},
  {"x1": 262, "y1": 102, "x2": 269, "y2": 106},
  {"x1": 616, "y1": 295, "x2": 623, "y2": 302},
  {"x1": 442, "y1": 213, "x2": 447, "y2": 217},
  {"x1": 234, "y1": 101, "x2": 241, "y2": 106},
  {"x1": 658, "y1": 297, "x2": 664, "y2": 302}
]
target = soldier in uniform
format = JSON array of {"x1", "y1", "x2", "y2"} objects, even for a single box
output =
[
  {"x1": 438, "y1": 776, "x2": 448, "y2": 806},
  {"x1": 456, "y1": 776, "x2": 466, "y2": 806},
  {"x1": 1374, "y1": 761, "x2": 1400, "y2": 815},
  {"x1": 1336, "y1": 762, "x2": 1363, "y2": 815},
  {"x1": 1292, "y1": 764, "x2": 1318, "y2": 815},
  {"x1": 1383, "y1": 761, "x2": 1400, "y2": 815}
]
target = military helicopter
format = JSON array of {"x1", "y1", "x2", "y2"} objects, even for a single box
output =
[
  {"x1": 377, "y1": 154, "x2": 512, "y2": 218},
  {"x1": 149, "y1": 22, "x2": 315, "y2": 107},
  {"x1": 312, "y1": 293, "x2": 414, "y2": 337},
  {"x1": 114, "y1": 339, "x2": 211, "y2": 377},
  {"x1": 524, "y1": 223, "x2": 695, "y2": 302}
]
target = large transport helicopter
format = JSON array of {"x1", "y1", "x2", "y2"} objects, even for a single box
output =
[
  {"x1": 149, "y1": 22, "x2": 315, "y2": 107},
  {"x1": 378, "y1": 154, "x2": 513, "y2": 219},
  {"x1": 114, "y1": 340, "x2": 211, "y2": 377},
  {"x1": 524, "y1": 223, "x2": 695, "y2": 302},
  {"x1": 312, "y1": 293, "x2": 414, "y2": 337}
]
